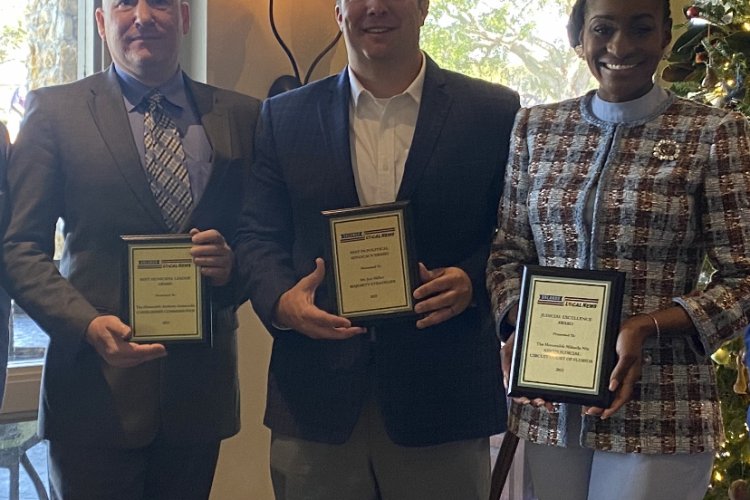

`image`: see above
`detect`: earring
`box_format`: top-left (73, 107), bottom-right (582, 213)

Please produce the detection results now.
top-left (574, 45), bottom-right (584, 59)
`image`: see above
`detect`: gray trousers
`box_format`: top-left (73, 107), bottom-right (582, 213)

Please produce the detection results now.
top-left (270, 399), bottom-right (490, 500)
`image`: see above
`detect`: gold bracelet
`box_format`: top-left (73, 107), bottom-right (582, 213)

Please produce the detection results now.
top-left (644, 312), bottom-right (661, 341)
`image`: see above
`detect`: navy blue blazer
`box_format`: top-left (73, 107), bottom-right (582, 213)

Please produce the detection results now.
top-left (236, 56), bottom-right (520, 446)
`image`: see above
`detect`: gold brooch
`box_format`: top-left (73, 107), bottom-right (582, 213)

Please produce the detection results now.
top-left (653, 139), bottom-right (681, 161)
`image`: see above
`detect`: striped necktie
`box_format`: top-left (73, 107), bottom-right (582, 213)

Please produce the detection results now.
top-left (143, 92), bottom-right (193, 232)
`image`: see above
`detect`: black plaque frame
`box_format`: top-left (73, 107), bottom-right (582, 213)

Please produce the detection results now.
top-left (322, 201), bottom-right (419, 324)
top-left (508, 265), bottom-right (624, 407)
top-left (121, 234), bottom-right (212, 345)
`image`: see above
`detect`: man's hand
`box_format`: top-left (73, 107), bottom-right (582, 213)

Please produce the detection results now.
top-left (274, 258), bottom-right (366, 340)
top-left (413, 263), bottom-right (472, 329)
top-left (190, 228), bottom-right (233, 286)
top-left (85, 315), bottom-right (166, 368)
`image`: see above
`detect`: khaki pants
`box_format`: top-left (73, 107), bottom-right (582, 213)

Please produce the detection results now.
top-left (270, 399), bottom-right (490, 500)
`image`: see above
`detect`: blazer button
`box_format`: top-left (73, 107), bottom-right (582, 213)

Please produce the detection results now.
top-left (642, 350), bottom-right (653, 365)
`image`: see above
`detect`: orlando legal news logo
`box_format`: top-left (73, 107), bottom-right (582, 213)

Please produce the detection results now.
top-left (339, 227), bottom-right (395, 243)
top-left (137, 258), bottom-right (192, 269)
top-left (537, 294), bottom-right (599, 309)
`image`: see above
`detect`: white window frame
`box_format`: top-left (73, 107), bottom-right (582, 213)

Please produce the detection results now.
top-left (0, 0), bottom-right (205, 419)
top-left (1, 0), bottom-right (100, 419)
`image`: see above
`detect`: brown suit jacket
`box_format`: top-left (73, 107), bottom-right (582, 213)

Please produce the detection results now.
top-left (3, 67), bottom-right (259, 447)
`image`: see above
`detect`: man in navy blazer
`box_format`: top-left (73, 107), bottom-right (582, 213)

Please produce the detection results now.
top-left (235, 0), bottom-right (519, 497)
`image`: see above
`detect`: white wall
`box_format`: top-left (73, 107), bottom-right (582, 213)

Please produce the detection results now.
top-left (202, 2), bottom-right (346, 498)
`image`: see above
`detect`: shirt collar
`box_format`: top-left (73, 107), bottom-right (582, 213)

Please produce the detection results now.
top-left (591, 84), bottom-right (669, 124)
top-left (114, 64), bottom-right (189, 113)
top-left (348, 51), bottom-right (426, 110)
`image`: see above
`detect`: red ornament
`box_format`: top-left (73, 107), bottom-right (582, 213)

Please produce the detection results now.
top-left (686, 6), bottom-right (701, 19)
top-left (695, 51), bottom-right (708, 64)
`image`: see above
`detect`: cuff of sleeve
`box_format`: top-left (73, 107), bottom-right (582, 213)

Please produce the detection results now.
top-left (271, 321), bottom-right (292, 331)
top-left (672, 298), bottom-right (712, 361)
top-left (497, 314), bottom-right (516, 342)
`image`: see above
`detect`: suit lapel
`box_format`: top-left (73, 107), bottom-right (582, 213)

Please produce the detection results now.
top-left (88, 68), bottom-right (167, 229)
top-left (397, 58), bottom-right (452, 201)
top-left (183, 78), bottom-right (231, 228)
top-left (318, 70), bottom-right (360, 207)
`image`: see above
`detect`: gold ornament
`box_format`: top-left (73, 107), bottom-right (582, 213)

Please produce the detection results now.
top-left (652, 139), bottom-right (681, 161)
top-left (733, 348), bottom-right (748, 395)
top-left (712, 346), bottom-right (730, 365)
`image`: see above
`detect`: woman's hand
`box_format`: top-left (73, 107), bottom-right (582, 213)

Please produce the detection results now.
top-left (499, 305), bottom-right (519, 392)
top-left (501, 330), bottom-right (555, 411)
top-left (585, 314), bottom-right (654, 419)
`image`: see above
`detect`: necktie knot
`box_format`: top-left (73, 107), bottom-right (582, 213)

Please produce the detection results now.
top-left (145, 92), bottom-right (169, 124)
top-left (146, 91), bottom-right (165, 109)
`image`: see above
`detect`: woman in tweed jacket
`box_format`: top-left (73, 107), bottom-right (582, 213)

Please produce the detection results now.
top-left (487, 0), bottom-right (750, 498)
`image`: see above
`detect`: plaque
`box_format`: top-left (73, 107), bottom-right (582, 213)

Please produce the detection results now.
top-left (322, 201), bottom-right (418, 323)
top-left (121, 234), bottom-right (212, 344)
top-left (508, 265), bottom-right (625, 407)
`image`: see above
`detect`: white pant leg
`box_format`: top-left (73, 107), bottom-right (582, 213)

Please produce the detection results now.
top-left (588, 450), bottom-right (713, 500)
top-left (524, 405), bottom-right (593, 500)
top-left (524, 402), bottom-right (714, 500)
top-left (525, 439), bottom-right (594, 500)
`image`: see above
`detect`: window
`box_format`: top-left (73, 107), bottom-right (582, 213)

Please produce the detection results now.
top-left (1, 0), bottom-right (80, 381)
top-left (421, 0), bottom-right (596, 106)
top-left (0, 2), bottom-right (29, 143)
top-left (0, 1), bottom-right (102, 494)
top-left (1, 0), bottom-right (102, 417)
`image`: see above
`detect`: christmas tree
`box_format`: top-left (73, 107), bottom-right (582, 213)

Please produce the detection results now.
top-left (662, 3), bottom-right (750, 498)
top-left (707, 338), bottom-right (750, 499)
top-left (663, 0), bottom-right (750, 115)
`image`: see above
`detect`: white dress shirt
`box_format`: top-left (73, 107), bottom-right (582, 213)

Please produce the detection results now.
top-left (347, 53), bottom-right (426, 206)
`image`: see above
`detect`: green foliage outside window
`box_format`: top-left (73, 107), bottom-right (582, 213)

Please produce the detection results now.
top-left (421, 0), bottom-right (595, 106)
top-left (0, 21), bottom-right (25, 65)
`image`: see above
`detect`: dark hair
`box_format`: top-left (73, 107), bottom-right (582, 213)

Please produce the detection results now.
top-left (566, 0), bottom-right (672, 47)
